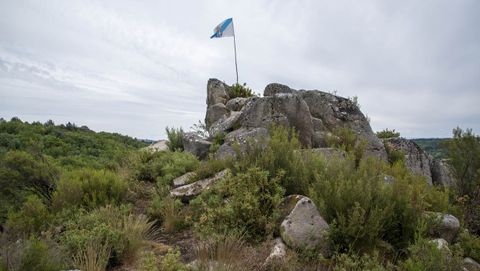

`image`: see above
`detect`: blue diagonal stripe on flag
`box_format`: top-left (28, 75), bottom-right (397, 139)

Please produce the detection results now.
top-left (210, 18), bottom-right (234, 38)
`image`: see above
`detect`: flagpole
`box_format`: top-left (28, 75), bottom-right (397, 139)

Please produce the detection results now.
top-left (233, 26), bottom-right (239, 85)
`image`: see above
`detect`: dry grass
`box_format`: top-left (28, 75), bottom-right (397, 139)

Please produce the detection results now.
top-left (193, 234), bottom-right (271, 271)
top-left (73, 241), bottom-right (111, 271)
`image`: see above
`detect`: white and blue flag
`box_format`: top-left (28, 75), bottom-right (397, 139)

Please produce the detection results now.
top-left (210, 18), bottom-right (234, 38)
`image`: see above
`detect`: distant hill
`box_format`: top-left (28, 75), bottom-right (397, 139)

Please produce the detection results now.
top-left (411, 138), bottom-right (449, 160)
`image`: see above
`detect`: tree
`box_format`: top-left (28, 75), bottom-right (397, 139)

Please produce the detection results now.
top-left (444, 127), bottom-right (480, 234)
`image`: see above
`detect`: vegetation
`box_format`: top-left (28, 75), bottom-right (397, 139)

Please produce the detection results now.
top-left (412, 138), bottom-right (449, 159)
top-left (228, 83), bottom-right (255, 98)
top-left (165, 127), bottom-right (184, 152)
top-left (1, 117), bottom-right (479, 270)
top-left (376, 128), bottom-right (400, 139)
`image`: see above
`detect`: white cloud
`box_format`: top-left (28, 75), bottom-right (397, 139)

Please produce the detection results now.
top-left (0, 0), bottom-right (479, 139)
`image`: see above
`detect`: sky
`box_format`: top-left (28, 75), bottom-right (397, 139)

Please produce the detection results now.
top-left (1, 0), bottom-right (479, 139)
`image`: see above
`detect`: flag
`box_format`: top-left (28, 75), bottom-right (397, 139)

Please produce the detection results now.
top-left (210, 18), bottom-right (234, 39)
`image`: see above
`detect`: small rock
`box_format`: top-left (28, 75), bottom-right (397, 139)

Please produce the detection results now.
top-left (170, 169), bottom-right (228, 202)
top-left (430, 238), bottom-right (450, 251)
top-left (464, 257), bottom-right (480, 271)
top-left (279, 195), bottom-right (330, 257)
top-left (264, 238), bottom-right (287, 266)
top-left (173, 172), bottom-right (196, 188)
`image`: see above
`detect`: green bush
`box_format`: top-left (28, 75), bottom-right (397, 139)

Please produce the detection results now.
top-left (325, 127), bottom-right (367, 166)
top-left (19, 239), bottom-right (65, 271)
top-left (165, 127), bottom-right (184, 152)
top-left (191, 167), bottom-right (284, 241)
top-left (6, 195), bottom-right (51, 237)
top-left (308, 155), bottom-right (450, 254)
top-left (228, 83), bottom-right (255, 98)
top-left (61, 205), bottom-right (155, 267)
top-left (384, 143), bottom-right (405, 165)
top-left (0, 238), bottom-right (65, 271)
top-left (443, 127), bottom-right (480, 234)
top-left (376, 129), bottom-right (400, 139)
top-left (333, 252), bottom-right (394, 271)
top-left (190, 158), bottom-right (229, 183)
top-left (52, 168), bottom-right (128, 210)
top-left (401, 237), bottom-right (463, 271)
top-left (0, 150), bottom-right (58, 224)
top-left (458, 231), bottom-right (480, 262)
top-left (159, 248), bottom-right (188, 271)
top-left (235, 125), bottom-right (314, 195)
top-left (133, 150), bottom-right (198, 184)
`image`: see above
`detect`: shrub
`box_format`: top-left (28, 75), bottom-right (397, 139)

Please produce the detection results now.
top-left (190, 158), bottom-right (229, 183)
top-left (133, 150), bottom-right (198, 184)
top-left (72, 241), bottom-right (110, 271)
top-left (443, 127), bottom-right (480, 234)
top-left (191, 167), bottom-right (284, 241)
top-left (308, 155), bottom-right (450, 254)
top-left (228, 83), bottom-right (255, 98)
top-left (333, 252), bottom-right (394, 271)
top-left (376, 129), bottom-right (400, 139)
top-left (61, 205), bottom-right (156, 267)
top-left (52, 168), bottom-right (128, 210)
top-left (159, 248), bottom-right (188, 271)
top-left (235, 125), bottom-right (314, 195)
top-left (384, 143), bottom-right (405, 165)
top-left (0, 238), bottom-right (65, 271)
top-left (165, 127), bottom-right (184, 152)
top-left (5, 195), bottom-right (51, 238)
top-left (401, 237), bottom-right (463, 271)
top-left (458, 231), bottom-right (480, 262)
top-left (325, 127), bottom-right (367, 166)
top-left (0, 150), bottom-right (58, 224)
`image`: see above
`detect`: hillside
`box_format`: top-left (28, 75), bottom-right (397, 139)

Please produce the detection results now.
top-left (0, 81), bottom-right (479, 271)
top-left (412, 138), bottom-right (449, 160)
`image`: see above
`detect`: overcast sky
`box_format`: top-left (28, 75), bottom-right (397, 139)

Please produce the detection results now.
top-left (1, 0), bottom-right (479, 139)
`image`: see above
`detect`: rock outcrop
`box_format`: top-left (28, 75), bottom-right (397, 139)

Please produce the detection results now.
top-left (385, 138), bottom-right (434, 185)
top-left (278, 195), bottom-right (330, 256)
top-left (170, 169), bottom-right (228, 202)
top-left (385, 138), bottom-right (456, 186)
top-left (464, 257), bottom-right (480, 271)
top-left (204, 78), bottom-right (388, 161)
top-left (146, 140), bottom-right (169, 152)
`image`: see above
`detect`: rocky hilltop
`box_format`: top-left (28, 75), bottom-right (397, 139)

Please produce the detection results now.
top-left (183, 78), bottom-right (455, 187)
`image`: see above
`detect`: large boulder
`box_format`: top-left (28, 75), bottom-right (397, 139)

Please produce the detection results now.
top-left (182, 132), bottom-right (212, 160)
top-left (208, 111), bottom-right (242, 137)
top-left (170, 169), bottom-right (228, 202)
top-left (146, 140), bottom-right (168, 152)
top-left (385, 138), bottom-right (433, 185)
top-left (464, 257), bottom-right (480, 271)
top-left (264, 83), bottom-right (296, 97)
top-left (428, 212), bottom-right (460, 243)
top-left (225, 97), bottom-right (249, 111)
top-left (279, 195), bottom-right (330, 256)
top-left (205, 103), bottom-right (229, 129)
top-left (215, 127), bottom-right (269, 160)
top-left (238, 94), bottom-right (314, 147)
top-left (207, 78), bottom-right (228, 106)
top-left (430, 159), bottom-right (456, 187)
top-left (299, 90), bottom-right (387, 159)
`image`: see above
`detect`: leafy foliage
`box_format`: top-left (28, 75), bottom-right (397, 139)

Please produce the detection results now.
top-left (191, 167), bottom-right (284, 241)
top-left (228, 83), bottom-right (255, 98)
top-left (412, 138), bottom-right (448, 159)
top-left (443, 127), bottom-right (480, 234)
top-left (52, 168), bottom-right (128, 210)
top-left (165, 127), bottom-right (184, 152)
top-left (376, 129), bottom-right (400, 139)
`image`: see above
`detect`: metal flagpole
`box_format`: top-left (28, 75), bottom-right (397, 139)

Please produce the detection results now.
top-left (233, 25), bottom-right (239, 85)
